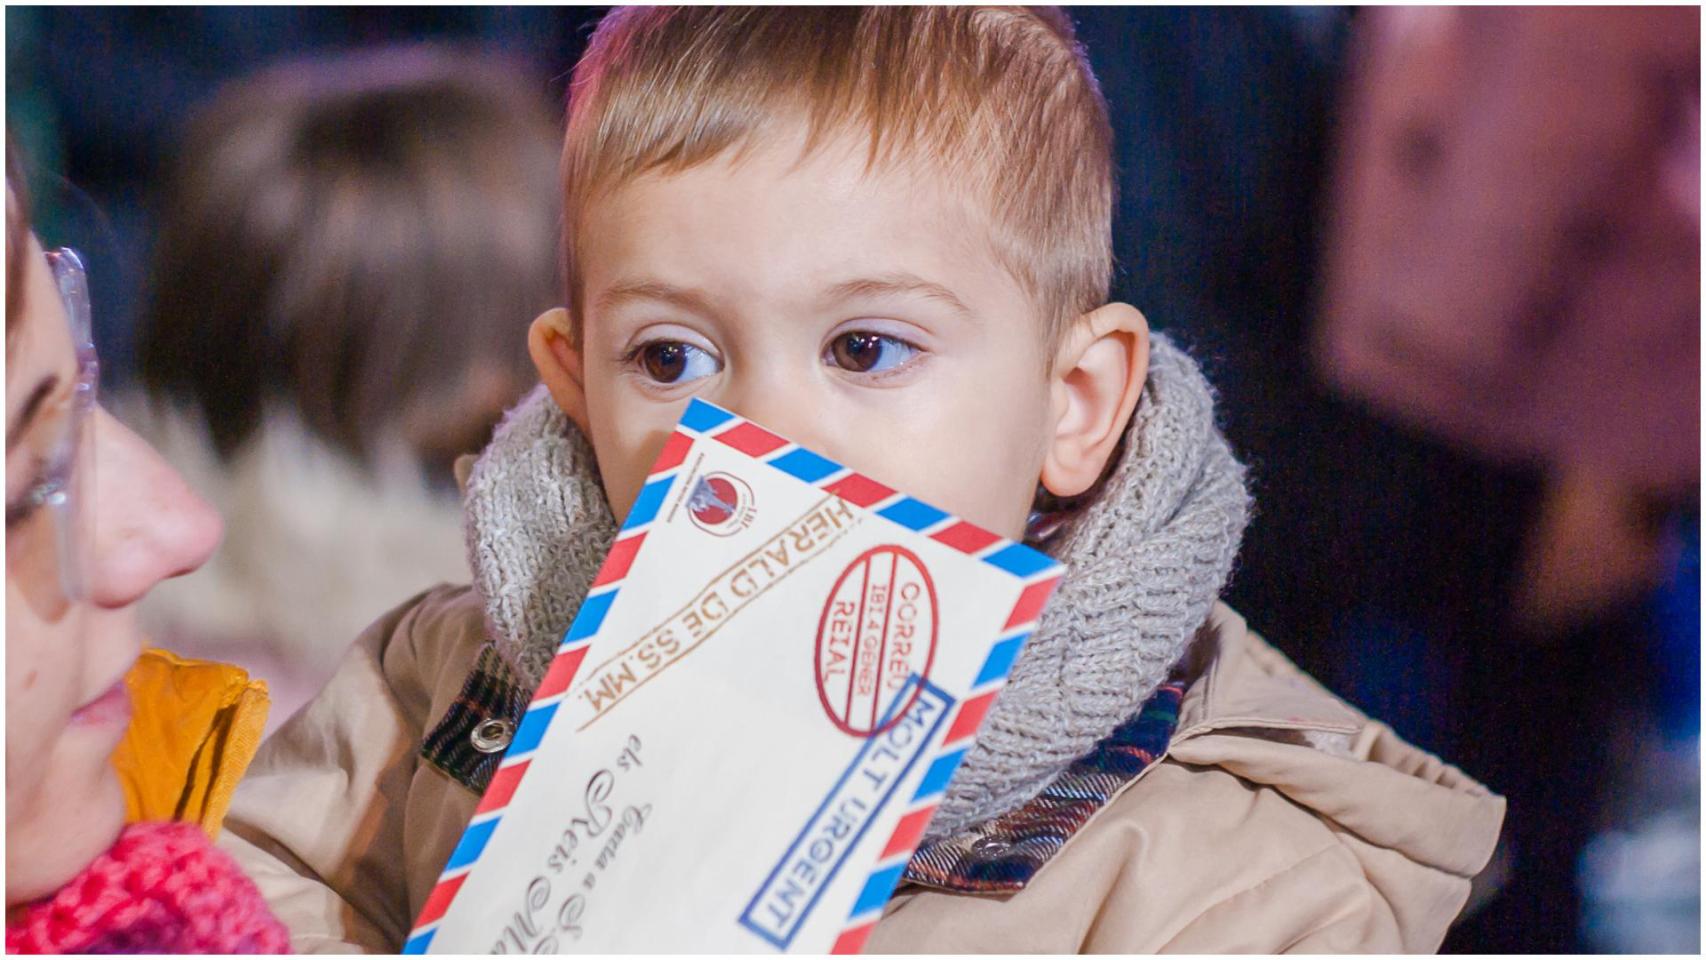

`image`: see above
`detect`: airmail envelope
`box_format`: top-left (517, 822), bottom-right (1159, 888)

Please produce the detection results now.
top-left (407, 399), bottom-right (1064, 954)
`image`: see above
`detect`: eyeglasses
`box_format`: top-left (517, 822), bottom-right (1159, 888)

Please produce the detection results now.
top-left (7, 248), bottom-right (98, 604)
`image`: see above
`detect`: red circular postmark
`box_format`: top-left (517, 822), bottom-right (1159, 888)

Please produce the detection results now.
top-left (814, 545), bottom-right (939, 737)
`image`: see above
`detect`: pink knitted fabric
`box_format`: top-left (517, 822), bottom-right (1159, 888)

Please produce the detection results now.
top-left (5, 821), bottom-right (289, 954)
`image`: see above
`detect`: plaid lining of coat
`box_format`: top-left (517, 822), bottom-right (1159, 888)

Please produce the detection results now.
top-left (902, 682), bottom-right (1185, 893)
top-left (423, 647), bottom-right (1184, 894)
top-left (420, 644), bottom-right (531, 793)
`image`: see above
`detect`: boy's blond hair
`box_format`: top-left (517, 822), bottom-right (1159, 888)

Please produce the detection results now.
top-left (561, 6), bottom-right (1113, 346)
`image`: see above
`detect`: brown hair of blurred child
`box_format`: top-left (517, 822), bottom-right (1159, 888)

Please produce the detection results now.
top-left (138, 44), bottom-right (560, 482)
top-left (126, 45), bottom-right (563, 716)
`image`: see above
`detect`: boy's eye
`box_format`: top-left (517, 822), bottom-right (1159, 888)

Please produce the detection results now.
top-left (827, 332), bottom-right (918, 374)
top-left (635, 341), bottom-right (719, 384)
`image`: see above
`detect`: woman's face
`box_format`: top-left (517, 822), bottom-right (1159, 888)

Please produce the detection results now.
top-left (5, 228), bottom-right (222, 906)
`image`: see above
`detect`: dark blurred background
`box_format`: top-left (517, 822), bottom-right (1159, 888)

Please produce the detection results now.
top-left (8, 7), bottom-right (1699, 953)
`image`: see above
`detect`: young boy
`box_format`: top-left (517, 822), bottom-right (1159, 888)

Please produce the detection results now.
top-left (221, 8), bottom-right (1504, 952)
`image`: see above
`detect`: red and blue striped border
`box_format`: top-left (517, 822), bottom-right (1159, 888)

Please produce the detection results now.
top-left (405, 398), bottom-right (1063, 954)
top-left (824, 587), bottom-right (1056, 953)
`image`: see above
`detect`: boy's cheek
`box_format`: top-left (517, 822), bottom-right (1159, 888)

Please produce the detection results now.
top-left (587, 379), bottom-right (1044, 536)
top-left (873, 437), bottom-right (1039, 540)
top-left (588, 413), bottom-right (678, 522)
top-left (599, 457), bottom-right (646, 524)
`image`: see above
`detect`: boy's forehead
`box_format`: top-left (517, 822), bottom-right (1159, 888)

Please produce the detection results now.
top-left (570, 117), bottom-right (1059, 336)
top-left (585, 128), bottom-right (1001, 276)
top-left (591, 115), bottom-right (990, 223)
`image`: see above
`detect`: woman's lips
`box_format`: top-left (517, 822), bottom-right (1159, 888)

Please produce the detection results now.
top-left (70, 679), bottom-right (131, 727)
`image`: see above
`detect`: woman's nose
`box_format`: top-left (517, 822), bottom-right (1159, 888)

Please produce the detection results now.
top-left (86, 408), bottom-right (223, 609)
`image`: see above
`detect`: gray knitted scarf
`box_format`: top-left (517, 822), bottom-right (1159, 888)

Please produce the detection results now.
top-left (463, 334), bottom-right (1250, 840)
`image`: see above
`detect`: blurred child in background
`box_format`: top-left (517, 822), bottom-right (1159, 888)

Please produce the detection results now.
top-left (123, 46), bottom-right (563, 726)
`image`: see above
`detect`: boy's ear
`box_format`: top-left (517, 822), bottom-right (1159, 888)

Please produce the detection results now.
top-left (527, 308), bottom-right (592, 435)
top-left (1041, 303), bottom-right (1150, 499)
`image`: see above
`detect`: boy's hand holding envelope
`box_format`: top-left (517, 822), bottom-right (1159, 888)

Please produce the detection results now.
top-left (408, 399), bottom-right (1062, 954)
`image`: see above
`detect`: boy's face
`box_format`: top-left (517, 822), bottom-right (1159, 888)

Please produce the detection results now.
top-left (566, 132), bottom-right (1058, 540)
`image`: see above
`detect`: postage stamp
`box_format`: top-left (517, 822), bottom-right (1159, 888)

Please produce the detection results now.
top-left (687, 471), bottom-right (756, 537)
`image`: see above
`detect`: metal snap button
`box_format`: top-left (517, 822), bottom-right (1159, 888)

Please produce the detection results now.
top-left (470, 718), bottom-right (514, 753)
top-left (971, 836), bottom-right (1010, 856)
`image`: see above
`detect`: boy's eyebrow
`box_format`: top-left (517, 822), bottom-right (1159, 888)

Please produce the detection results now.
top-left (5, 375), bottom-right (59, 453)
top-left (823, 273), bottom-right (975, 322)
top-left (597, 280), bottom-right (720, 318)
top-left (597, 273), bottom-right (977, 322)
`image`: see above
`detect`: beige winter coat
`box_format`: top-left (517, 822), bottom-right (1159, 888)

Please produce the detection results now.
top-left (220, 592), bottom-right (1504, 953)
